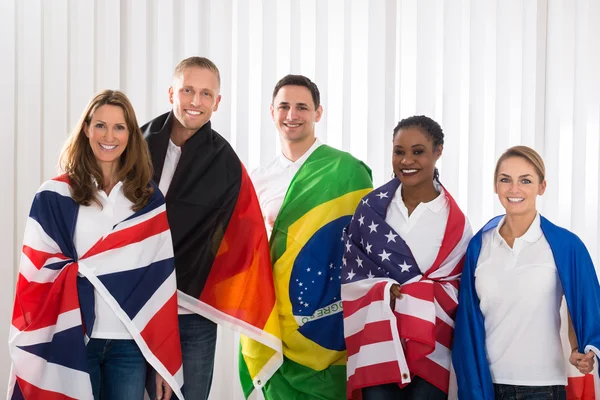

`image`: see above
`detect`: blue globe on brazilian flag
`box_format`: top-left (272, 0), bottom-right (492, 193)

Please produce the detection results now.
top-left (240, 145), bottom-right (373, 399)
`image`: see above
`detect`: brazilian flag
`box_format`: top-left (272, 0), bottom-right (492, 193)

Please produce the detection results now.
top-left (240, 145), bottom-right (373, 399)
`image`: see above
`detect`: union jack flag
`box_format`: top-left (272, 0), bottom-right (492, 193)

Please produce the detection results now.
top-left (8, 175), bottom-right (183, 399)
top-left (341, 178), bottom-right (471, 398)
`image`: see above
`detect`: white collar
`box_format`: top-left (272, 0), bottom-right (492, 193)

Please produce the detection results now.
top-left (493, 212), bottom-right (543, 246)
top-left (277, 138), bottom-right (322, 168)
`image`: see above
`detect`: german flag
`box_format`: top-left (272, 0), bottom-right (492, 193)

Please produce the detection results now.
top-left (240, 145), bottom-right (372, 399)
top-left (144, 113), bottom-right (283, 389)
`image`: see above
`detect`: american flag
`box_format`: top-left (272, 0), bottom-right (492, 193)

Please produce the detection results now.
top-left (8, 175), bottom-right (184, 399)
top-left (341, 178), bottom-right (471, 397)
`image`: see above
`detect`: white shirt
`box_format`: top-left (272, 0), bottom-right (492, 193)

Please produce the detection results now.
top-left (385, 181), bottom-right (449, 274)
top-left (158, 139), bottom-right (182, 196)
top-left (475, 213), bottom-right (565, 386)
top-left (251, 138), bottom-right (322, 237)
top-left (158, 139), bottom-right (191, 314)
top-left (74, 182), bottom-right (134, 339)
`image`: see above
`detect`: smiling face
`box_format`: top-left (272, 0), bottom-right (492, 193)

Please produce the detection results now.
top-left (84, 104), bottom-right (129, 171)
top-left (392, 126), bottom-right (442, 188)
top-left (495, 156), bottom-right (546, 217)
top-left (169, 66), bottom-right (221, 133)
top-left (271, 85), bottom-right (323, 144)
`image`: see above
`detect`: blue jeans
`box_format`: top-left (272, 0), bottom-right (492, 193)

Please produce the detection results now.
top-left (147, 314), bottom-right (217, 400)
top-left (87, 338), bottom-right (147, 400)
top-left (494, 384), bottom-right (566, 400)
top-left (362, 376), bottom-right (447, 400)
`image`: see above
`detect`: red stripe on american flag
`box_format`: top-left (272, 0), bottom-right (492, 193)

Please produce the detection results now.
top-left (434, 318), bottom-right (453, 349)
top-left (427, 189), bottom-right (465, 276)
top-left (82, 211), bottom-right (169, 259)
top-left (12, 266), bottom-right (80, 331)
top-left (15, 377), bottom-right (77, 400)
top-left (409, 356), bottom-right (450, 394)
top-left (343, 281), bottom-right (388, 318)
top-left (400, 282), bottom-right (434, 302)
top-left (433, 284), bottom-right (458, 316)
top-left (22, 246), bottom-right (69, 270)
top-left (140, 293), bottom-right (182, 375)
top-left (345, 320), bottom-right (394, 358)
top-left (348, 361), bottom-right (403, 398)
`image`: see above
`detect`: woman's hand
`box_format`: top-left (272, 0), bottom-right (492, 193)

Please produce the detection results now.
top-left (155, 373), bottom-right (174, 400)
top-left (390, 284), bottom-right (402, 309)
top-left (569, 349), bottom-right (595, 375)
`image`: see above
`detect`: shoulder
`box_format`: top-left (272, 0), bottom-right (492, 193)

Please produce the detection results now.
top-left (540, 216), bottom-right (587, 250)
top-left (37, 175), bottom-right (73, 196)
top-left (141, 111), bottom-right (170, 139)
top-left (251, 157), bottom-right (280, 181)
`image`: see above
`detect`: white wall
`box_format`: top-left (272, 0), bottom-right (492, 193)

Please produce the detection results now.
top-left (2, 0), bottom-right (600, 398)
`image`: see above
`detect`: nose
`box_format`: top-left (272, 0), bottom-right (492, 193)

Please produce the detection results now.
top-left (400, 155), bottom-right (412, 165)
top-left (191, 91), bottom-right (202, 106)
top-left (286, 107), bottom-right (297, 120)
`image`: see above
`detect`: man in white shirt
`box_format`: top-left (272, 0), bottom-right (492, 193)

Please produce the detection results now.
top-left (250, 75), bottom-right (372, 399)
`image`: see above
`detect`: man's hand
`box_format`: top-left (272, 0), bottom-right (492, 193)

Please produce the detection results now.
top-left (155, 373), bottom-right (174, 400)
top-left (569, 349), bottom-right (595, 375)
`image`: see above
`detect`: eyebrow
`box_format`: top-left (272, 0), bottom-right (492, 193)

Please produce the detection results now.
top-left (95, 119), bottom-right (126, 125)
top-left (393, 144), bottom-right (426, 148)
top-left (277, 101), bottom-right (310, 107)
top-left (499, 173), bottom-right (533, 178)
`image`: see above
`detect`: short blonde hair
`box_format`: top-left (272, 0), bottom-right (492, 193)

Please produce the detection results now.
top-left (173, 56), bottom-right (221, 88)
top-left (494, 145), bottom-right (546, 184)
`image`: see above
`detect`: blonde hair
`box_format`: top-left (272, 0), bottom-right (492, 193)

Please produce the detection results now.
top-left (494, 145), bottom-right (546, 184)
top-left (59, 89), bottom-right (154, 211)
top-left (173, 56), bottom-right (221, 88)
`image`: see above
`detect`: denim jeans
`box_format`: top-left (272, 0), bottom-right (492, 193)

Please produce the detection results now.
top-left (494, 384), bottom-right (566, 400)
top-left (362, 376), bottom-right (447, 400)
top-left (147, 314), bottom-right (217, 400)
top-left (87, 338), bottom-right (147, 400)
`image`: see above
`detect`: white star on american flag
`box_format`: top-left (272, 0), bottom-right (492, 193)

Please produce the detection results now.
top-left (361, 198), bottom-right (370, 206)
top-left (345, 241), bottom-right (352, 252)
top-left (347, 269), bottom-right (356, 280)
top-left (365, 242), bottom-right (373, 254)
top-left (378, 249), bottom-right (391, 262)
top-left (376, 191), bottom-right (389, 199)
top-left (355, 256), bottom-right (363, 268)
top-left (358, 215), bottom-right (365, 226)
top-left (342, 256), bottom-right (347, 266)
top-left (399, 261), bottom-right (412, 272)
top-left (385, 230), bottom-right (398, 243)
top-left (368, 221), bottom-right (379, 233)
top-left (367, 270), bottom-right (375, 279)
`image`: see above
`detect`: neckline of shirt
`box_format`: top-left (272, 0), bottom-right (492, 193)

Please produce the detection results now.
top-left (277, 138), bottom-right (322, 168)
top-left (394, 180), bottom-right (447, 214)
top-left (493, 212), bottom-right (543, 247)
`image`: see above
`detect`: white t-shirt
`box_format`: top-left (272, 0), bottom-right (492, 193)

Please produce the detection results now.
top-left (251, 138), bottom-right (322, 237)
top-left (475, 213), bottom-right (566, 386)
top-left (157, 139), bottom-right (192, 314)
top-left (384, 181), bottom-right (449, 274)
top-left (74, 182), bottom-right (134, 339)
top-left (158, 139), bottom-right (182, 196)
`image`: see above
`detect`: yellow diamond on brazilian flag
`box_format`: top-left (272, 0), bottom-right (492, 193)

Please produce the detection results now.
top-left (240, 145), bottom-right (373, 399)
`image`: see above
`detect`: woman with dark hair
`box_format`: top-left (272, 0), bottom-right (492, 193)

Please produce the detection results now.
top-left (341, 115), bottom-right (472, 399)
top-left (9, 90), bottom-right (183, 400)
top-left (453, 146), bottom-right (600, 400)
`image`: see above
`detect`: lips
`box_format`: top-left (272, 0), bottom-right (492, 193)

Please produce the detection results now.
top-left (283, 121), bottom-right (303, 128)
top-left (507, 197), bottom-right (524, 203)
top-left (185, 109), bottom-right (202, 116)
